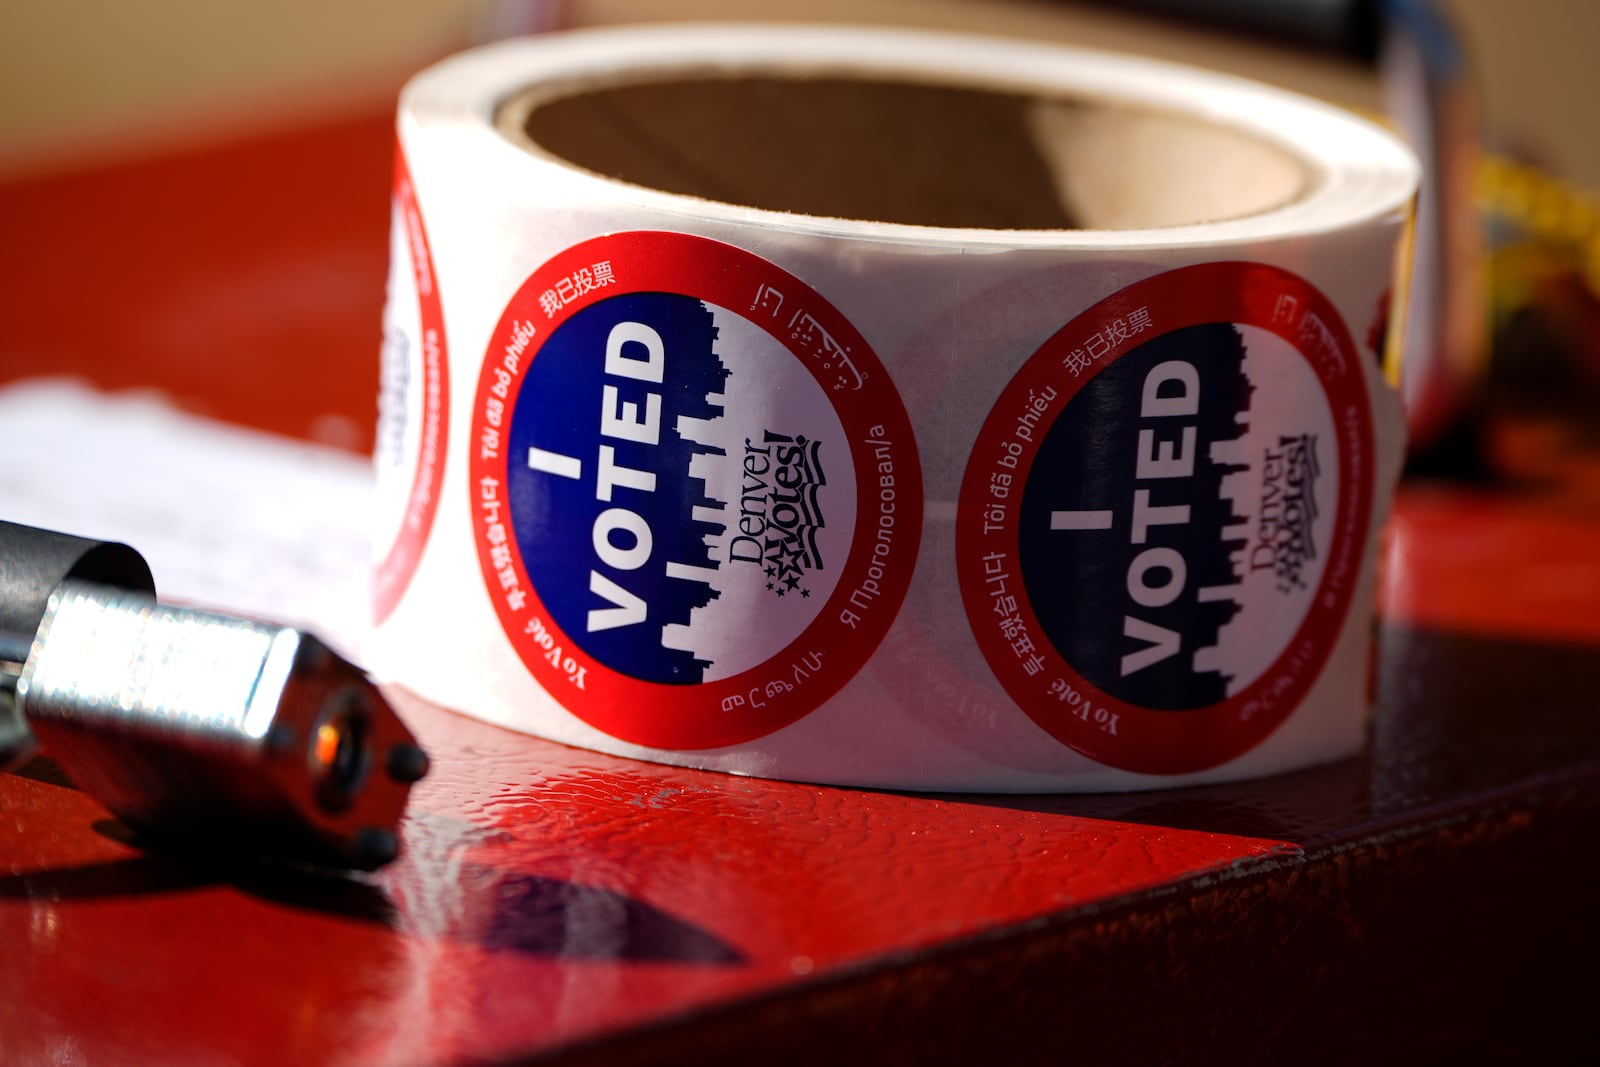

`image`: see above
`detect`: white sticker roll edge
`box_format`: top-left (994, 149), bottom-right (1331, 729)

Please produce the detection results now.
top-left (368, 24), bottom-right (1418, 792)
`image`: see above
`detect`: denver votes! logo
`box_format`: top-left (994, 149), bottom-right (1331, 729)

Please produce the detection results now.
top-left (470, 232), bottom-right (920, 750)
top-left (957, 262), bottom-right (1374, 775)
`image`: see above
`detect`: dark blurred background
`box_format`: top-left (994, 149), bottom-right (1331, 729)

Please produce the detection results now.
top-left (1, 1), bottom-right (1592, 185)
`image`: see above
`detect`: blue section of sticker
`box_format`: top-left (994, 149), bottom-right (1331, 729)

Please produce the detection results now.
top-left (506, 292), bottom-right (730, 684)
top-left (1016, 323), bottom-right (1253, 710)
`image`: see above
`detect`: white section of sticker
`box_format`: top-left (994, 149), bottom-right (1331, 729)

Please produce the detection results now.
top-left (661, 305), bottom-right (856, 681)
top-left (1199, 325), bottom-right (1339, 692)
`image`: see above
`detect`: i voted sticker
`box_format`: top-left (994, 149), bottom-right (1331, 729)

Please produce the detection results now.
top-left (470, 232), bottom-right (920, 750)
top-left (957, 262), bottom-right (1374, 774)
top-left (372, 147), bottom-right (449, 625)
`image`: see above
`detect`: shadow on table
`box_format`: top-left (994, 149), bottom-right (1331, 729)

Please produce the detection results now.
top-left (0, 820), bottom-right (744, 966)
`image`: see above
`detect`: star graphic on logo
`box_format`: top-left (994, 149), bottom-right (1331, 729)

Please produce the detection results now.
top-left (764, 565), bottom-right (776, 578)
top-left (776, 587), bottom-right (786, 597)
top-left (784, 575), bottom-right (800, 590)
top-left (800, 588), bottom-right (810, 598)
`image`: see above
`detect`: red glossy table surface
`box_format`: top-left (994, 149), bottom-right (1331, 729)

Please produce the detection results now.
top-left (3, 112), bottom-right (1598, 1066)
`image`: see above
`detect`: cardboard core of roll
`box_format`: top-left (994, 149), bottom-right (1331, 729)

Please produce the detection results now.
top-left (504, 74), bottom-right (1311, 230)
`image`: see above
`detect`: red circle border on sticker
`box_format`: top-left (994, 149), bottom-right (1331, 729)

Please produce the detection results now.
top-left (372, 147), bottom-right (449, 626)
top-left (469, 231), bottom-right (922, 751)
top-left (956, 261), bottom-right (1374, 775)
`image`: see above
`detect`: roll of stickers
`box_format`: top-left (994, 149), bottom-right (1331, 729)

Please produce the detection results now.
top-left (370, 24), bottom-right (1418, 791)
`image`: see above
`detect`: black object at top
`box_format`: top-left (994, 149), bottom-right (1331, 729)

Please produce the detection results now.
top-left (1079, 0), bottom-right (1382, 63)
top-left (0, 520), bottom-right (155, 640)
